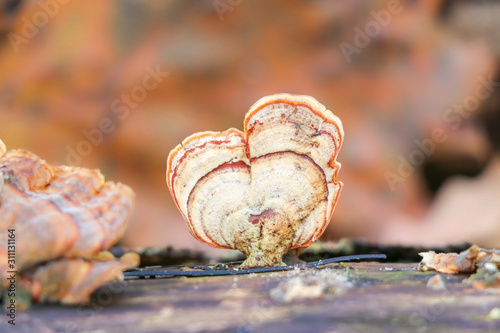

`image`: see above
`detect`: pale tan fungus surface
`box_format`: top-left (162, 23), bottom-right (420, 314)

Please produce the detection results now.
top-left (167, 94), bottom-right (344, 267)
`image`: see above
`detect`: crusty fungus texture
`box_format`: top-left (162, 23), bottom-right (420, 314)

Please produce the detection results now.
top-left (0, 138), bottom-right (137, 304)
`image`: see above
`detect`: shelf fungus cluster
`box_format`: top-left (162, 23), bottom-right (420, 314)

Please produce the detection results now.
top-left (0, 139), bottom-right (138, 304)
top-left (167, 94), bottom-right (344, 267)
top-left (419, 245), bottom-right (500, 290)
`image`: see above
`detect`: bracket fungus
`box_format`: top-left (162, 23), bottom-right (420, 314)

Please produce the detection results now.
top-left (167, 94), bottom-right (344, 267)
top-left (0, 139), bottom-right (137, 304)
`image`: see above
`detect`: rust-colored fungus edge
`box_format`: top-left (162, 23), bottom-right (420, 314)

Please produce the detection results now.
top-left (244, 93), bottom-right (344, 246)
top-left (166, 129), bottom-right (245, 248)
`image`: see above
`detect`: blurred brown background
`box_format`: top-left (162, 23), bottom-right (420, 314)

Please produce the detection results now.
top-left (1, 0), bottom-right (499, 253)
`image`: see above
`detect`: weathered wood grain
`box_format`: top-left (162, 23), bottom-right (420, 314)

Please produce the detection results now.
top-left (4, 263), bottom-right (500, 333)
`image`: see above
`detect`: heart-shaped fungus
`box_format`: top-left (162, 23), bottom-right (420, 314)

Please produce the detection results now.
top-left (167, 94), bottom-right (344, 267)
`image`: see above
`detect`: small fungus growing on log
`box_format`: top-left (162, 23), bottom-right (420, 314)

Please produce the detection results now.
top-left (167, 94), bottom-right (344, 267)
top-left (419, 245), bottom-right (500, 290)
